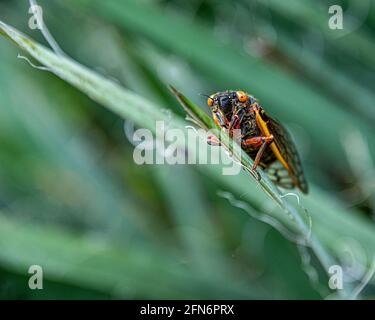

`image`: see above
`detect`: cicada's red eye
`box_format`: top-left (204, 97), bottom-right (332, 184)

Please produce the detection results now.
top-left (236, 90), bottom-right (248, 102)
top-left (207, 96), bottom-right (214, 107)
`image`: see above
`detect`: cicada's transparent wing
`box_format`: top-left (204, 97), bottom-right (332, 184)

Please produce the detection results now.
top-left (265, 161), bottom-right (294, 190)
top-left (260, 109), bottom-right (308, 193)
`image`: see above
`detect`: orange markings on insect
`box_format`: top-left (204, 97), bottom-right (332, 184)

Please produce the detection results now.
top-left (207, 95), bottom-right (214, 107)
top-left (255, 109), bottom-right (290, 171)
top-left (205, 90), bottom-right (308, 193)
top-left (236, 90), bottom-right (248, 102)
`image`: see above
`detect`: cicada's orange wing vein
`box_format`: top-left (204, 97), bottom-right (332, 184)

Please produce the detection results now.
top-left (258, 109), bottom-right (308, 193)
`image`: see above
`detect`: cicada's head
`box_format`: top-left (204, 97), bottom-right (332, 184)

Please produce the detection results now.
top-left (203, 90), bottom-right (257, 128)
top-left (206, 90), bottom-right (255, 113)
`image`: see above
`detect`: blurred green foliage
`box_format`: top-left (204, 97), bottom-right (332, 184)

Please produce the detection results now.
top-left (0, 0), bottom-right (374, 299)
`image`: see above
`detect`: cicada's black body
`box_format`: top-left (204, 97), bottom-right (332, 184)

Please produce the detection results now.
top-left (236, 109), bottom-right (277, 168)
top-left (206, 90), bottom-right (308, 193)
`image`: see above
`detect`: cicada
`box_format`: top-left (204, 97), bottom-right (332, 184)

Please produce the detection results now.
top-left (206, 90), bottom-right (308, 193)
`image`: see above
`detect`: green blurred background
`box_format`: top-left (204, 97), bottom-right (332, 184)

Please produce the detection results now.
top-left (0, 0), bottom-right (375, 299)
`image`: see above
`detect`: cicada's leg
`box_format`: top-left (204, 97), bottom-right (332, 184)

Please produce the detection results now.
top-left (213, 110), bottom-right (229, 129)
top-left (207, 111), bottom-right (228, 146)
top-left (229, 108), bottom-right (245, 132)
top-left (242, 135), bottom-right (274, 170)
top-left (207, 134), bottom-right (221, 146)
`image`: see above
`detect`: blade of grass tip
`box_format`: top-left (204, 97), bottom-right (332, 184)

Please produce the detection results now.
top-left (169, 87), bottom-right (345, 296)
top-left (169, 85), bottom-right (215, 131)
